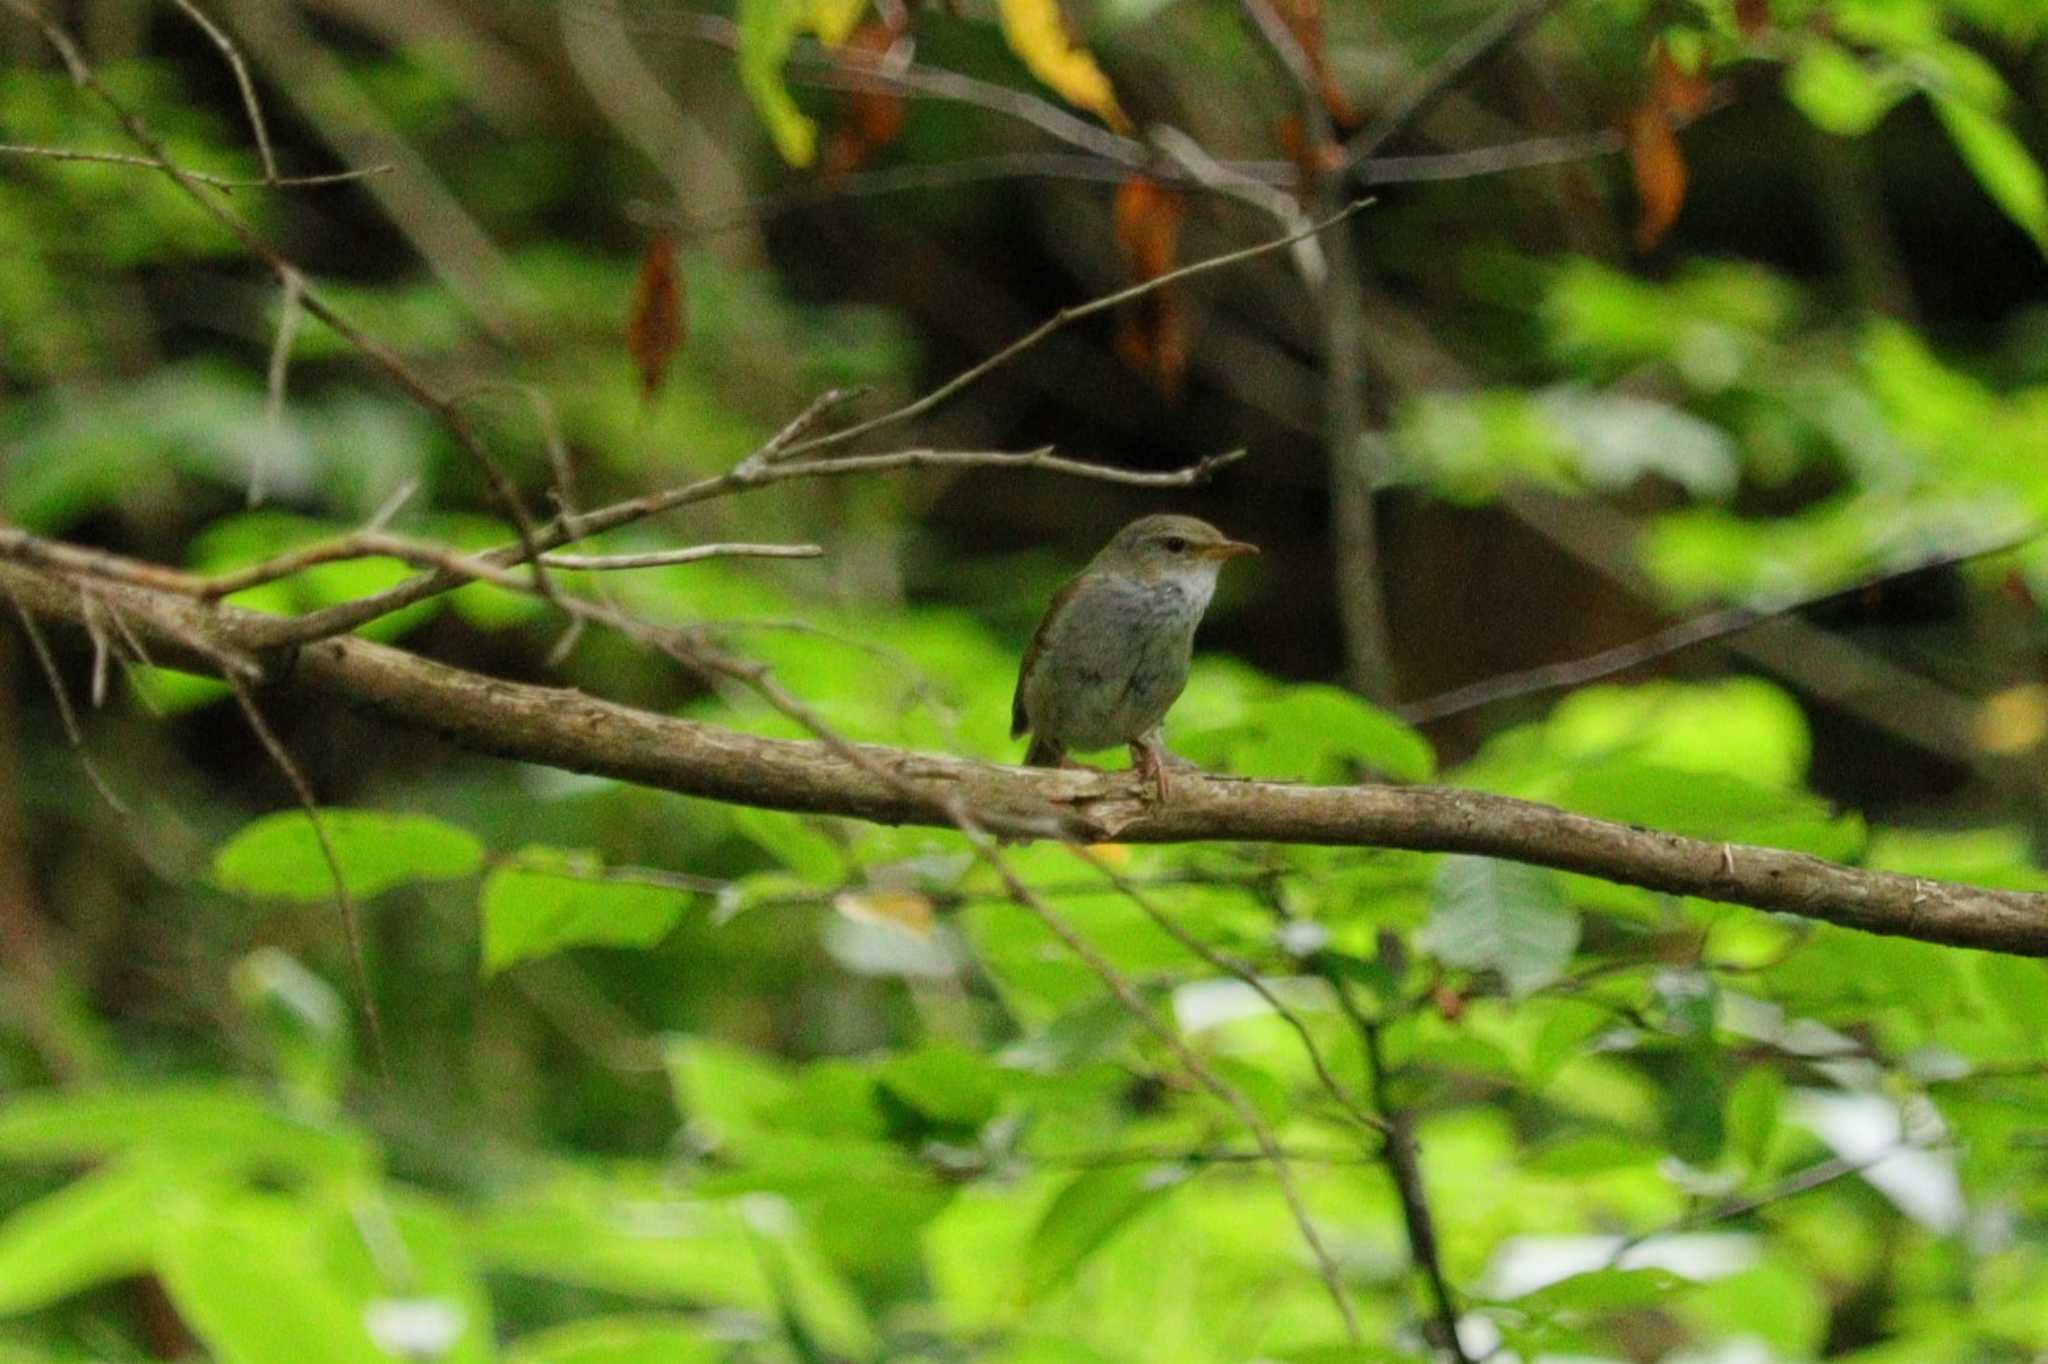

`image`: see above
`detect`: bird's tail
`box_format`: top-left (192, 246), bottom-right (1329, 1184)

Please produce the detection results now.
top-left (1023, 735), bottom-right (1064, 768)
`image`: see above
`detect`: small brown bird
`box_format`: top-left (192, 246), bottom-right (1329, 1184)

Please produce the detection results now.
top-left (1011, 514), bottom-right (1258, 799)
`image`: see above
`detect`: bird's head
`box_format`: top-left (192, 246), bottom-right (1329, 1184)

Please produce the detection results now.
top-left (1090, 514), bottom-right (1259, 585)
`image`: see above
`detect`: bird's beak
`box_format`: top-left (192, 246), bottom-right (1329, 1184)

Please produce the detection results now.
top-left (1199, 539), bottom-right (1260, 560)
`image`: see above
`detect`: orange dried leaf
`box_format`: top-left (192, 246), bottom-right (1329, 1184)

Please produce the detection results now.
top-left (1112, 176), bottom-right (1189, 395)
top-left (1114, 175), bottom-right (1184, 282)
top-left (824, 21), bottom-right (909, 175)
top-left (1274, 0), bottom-right (1357, 127)
top-left (626, 229), bottom-right (685, 403)
top-left (1650, 40), bottom-right (1715, 122)
top-left (1624, 103), bottom-right (1687, 251)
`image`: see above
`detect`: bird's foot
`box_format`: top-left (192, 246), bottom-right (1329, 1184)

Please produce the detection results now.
top-left (1130, 738), bottom-right (1172, 802)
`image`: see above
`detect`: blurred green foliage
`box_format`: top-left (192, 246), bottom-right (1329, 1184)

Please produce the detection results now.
top-left (5, 0), bottom-right (2048, 1361)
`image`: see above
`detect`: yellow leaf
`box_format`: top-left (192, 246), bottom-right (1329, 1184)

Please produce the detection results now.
top-left (811, 0), bottom-right (869, 45)
top-left (996, 0), bottom-right (1132, 134)
top-left (1975, 685), bottom-right (2048, 755)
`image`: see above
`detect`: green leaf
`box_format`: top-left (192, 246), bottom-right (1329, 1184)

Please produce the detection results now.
top-left (0, 1084), bottom-right (367, 1175)
top-left (0, 1155), bottom-right (204, 1314)
top-left (1522, 1135), bottom-right (1660, 1175)
top-left (665, 1037), bottom-right (796, 1143)
top-left (464, 1179), bottom-right (875, 1355)
top-left (735, 0), bottom-right (866, 167)
top-left (1866, 826), bottom-right (2048, 891)
top-left (158, 1196), bottom-right (388, 1364)
top-left (738, 0), bottom-right (816, 165)
top-left (1023, 1165), bottom-right (1177, 1302)
top-left (1243, 684), bottom-right (1436, 783)
top-left (213, 810), bottom-right (483, 903)
top-left (1932, 95), bottom-right (2048, 252)
top-left (480, 847), bottom-right (691, 974)
top-left (877, 1043), bottom-right (1009, 1127)
top-left (506, 1317), bottom-right (719, 1364)
top-left (1420, 856), bottom-right (1577, 997)
top-left (1510, 1266), bottom-right (1690, 1313)
top-left (1558, 761), bottom-right (1863, 860)
top-left (1786, 40), bottom-right (1906, 136)
top-left (730, 807), bottom-right (844, 885)
top-left (1724, 1065), bottom-right (1784, 1171)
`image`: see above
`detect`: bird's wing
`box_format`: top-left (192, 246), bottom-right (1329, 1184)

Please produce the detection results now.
top-left (1012, 576), bottom-right (1085, 739)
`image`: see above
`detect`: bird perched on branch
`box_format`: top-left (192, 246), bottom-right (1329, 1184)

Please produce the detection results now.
top-left (1012, 514), bottom-right (1258, 799)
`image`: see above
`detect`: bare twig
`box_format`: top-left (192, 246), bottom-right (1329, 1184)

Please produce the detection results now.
top-left (1395, 527), bottom-right (2041, 724)
top-left (1322, 966), bottom-right (1470, 1363)
top-left (965, 833), bottom-right (1363, 1341)
top-left (540, 544), bottom-right (824, 570)
top-left (1234, 0), bottom-right (1393, 702)
top-left (1074, 847), bottom-right (1390, 1138)
top-left (241, 444), bottom-right (1245, 646)
top-left (226, 675), bottom-right (389, 1082)
top-left (2, 587), bottom-right (127, 813)
top-left (0, 142), bottom-right (392, 187)
top-left (1344, 0), bottom-right (1566, 166)
top-left (169, 0), bottom-right (277, 182)
top-left (1608, 1151), bottom-right (1894, 1265)
top-left (606, 2), bottom-right (1146, 170)
top-left (3, 0), bottom-right (557, 607)
top-left (781, 199), bottom-right (1372, 459)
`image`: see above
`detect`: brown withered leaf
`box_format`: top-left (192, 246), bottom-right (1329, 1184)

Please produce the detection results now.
top-left (1111, 176), bottom-right (1189, 396)
top-left (1734, 0), bottom-right (1769, 37)
top-left (1624, 103), bottom-right (1687, 251)
top-left (824, 21), bottom-right (910, 177)
top-left (626, 228), bottom-right (684, 403)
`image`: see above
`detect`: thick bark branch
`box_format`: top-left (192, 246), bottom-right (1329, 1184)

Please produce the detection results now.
top-left (9, 559), bottom-right (2047, 956)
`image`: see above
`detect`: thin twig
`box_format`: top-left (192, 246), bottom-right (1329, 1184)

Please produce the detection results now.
top-left (2, 587), bottom-right (127, 813)
top-left (1074, 846), bottom-right (1390, 1138)
top-left (606, 2), bottom-right (1146, 170)
top-left (1344, 0), bottom-right (1566, 166)
top-left (540, 544), bottom-right (824, 570)
top-left (169, 0), bottom-right (277, 182)
top-left (1395, 527), bottom-right (2047, 726)
top-left (781, 200), bottom-right (1372, 459)
top-left (1323, 962), bottom-right (1470, 1362)
top-left (3, 0), bottom-right (558, 610)
top-left (226, 675), bottom-right (389, 1083)
top-left (1608, 1151), bottom-right (1892, 1264)
top-left (0, 142), bottom-right (391, 187)
top-left (965, 834), bottom-right (1364, 1342)
top-left (242, 444), bottom-right (1245, 646)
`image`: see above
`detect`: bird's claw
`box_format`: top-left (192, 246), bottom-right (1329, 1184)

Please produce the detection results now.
top-left (1130, 740), bottom-right (1172, 803)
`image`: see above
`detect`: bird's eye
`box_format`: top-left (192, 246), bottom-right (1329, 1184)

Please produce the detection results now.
top-left (1163, 536), bottom-right (1188, 554)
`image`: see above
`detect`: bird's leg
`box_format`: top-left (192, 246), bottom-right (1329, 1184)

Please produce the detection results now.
top-left (1130, 734), bottom-right (1172, 802)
